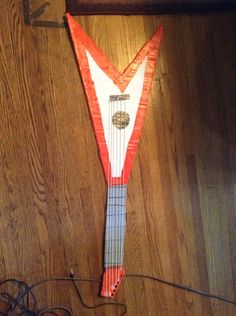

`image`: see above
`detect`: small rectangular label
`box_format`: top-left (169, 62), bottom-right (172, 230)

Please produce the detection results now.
top-left (110, 94), bottom-right (130, 102)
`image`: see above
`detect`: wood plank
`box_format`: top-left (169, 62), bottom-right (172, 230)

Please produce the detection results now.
top-left (0, 1), bottom-right (236, 315)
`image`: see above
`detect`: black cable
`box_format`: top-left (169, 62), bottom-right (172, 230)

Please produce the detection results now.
top-left (37, 306), bottom-right (72, 316)
top-left (0, 279), bottom-right (37, 315)
top-left (70, 272), bottom-right (127, 316)
top-left (126, 273), bottom-right (236, 306)
top-left (1, 272), bottom-right (236, 315)
top-left (22, 274), bottom-right (127, 316)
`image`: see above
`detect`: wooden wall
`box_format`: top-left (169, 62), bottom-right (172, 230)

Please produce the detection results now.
top-left (0, 1), bottom-right (236, 315)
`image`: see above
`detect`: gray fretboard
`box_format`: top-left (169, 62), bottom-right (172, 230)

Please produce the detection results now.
top-left (104, 185), bottom-right (127, 267)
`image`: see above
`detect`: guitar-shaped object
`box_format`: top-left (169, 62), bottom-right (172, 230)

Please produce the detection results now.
top-left (67, 14), bottom-right (163, 298)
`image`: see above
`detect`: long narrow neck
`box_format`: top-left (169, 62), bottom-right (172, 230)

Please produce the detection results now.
top-left (104, 185), bottom-right (127, 266)
top-left (101, 184), bottom-right (127, 298)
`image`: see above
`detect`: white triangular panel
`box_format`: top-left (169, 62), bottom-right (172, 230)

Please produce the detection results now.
top-left (86, 51), bottom-right (147, 177)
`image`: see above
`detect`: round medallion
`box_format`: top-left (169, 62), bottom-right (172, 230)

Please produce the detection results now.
top-left (112, 111), bottom-right (130, 129)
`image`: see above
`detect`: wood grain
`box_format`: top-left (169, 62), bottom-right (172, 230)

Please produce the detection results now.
top-left (0, 1), bottom-right (236, 315)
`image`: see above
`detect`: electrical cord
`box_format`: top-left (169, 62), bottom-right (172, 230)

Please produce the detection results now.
top-left (70, 274), bottom-right (127, 316)
top-left (0, 271), bottom-right (236, 315)
top-left (126, 273), bottom-right (236, 305)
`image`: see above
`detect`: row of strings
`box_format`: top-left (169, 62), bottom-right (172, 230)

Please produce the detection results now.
top-left (106, 97), bottom-right (127, 295)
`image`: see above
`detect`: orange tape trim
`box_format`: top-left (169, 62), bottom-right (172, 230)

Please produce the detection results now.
top-left (67, 14), bottom-right (163, 185)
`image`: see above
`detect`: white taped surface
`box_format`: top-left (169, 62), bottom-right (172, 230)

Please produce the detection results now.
top-left (86, 51), bottom-right (147, 177)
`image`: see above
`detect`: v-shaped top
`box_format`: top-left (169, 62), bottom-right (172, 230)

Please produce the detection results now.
top-left (67, 14), bottom-right (163, 93)
top-left (67, 14), bottom-right (163, 184)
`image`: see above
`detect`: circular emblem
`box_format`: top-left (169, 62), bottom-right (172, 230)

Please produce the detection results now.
top-left (112, 111), bottom-right (130, 129)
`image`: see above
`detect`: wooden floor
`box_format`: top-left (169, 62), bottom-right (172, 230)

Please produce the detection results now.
top-left (0, 1), bottom-right (236, 315)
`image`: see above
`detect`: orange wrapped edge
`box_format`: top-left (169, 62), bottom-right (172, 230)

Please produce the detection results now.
top-left (101, 266), bottom-right (125, 298)
top-left (67, 14), bottom-right (163, 185)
